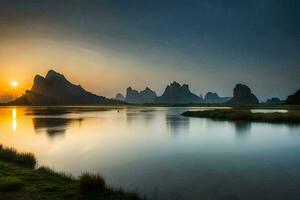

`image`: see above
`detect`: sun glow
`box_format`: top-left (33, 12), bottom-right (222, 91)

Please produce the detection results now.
top-left (11, 81), bottom-right (18, 88)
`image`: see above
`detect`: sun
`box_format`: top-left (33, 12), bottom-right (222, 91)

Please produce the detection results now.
top-left (11, 81), bottom-right (18, 88)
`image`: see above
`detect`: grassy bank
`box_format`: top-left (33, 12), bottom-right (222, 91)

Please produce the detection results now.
top-left (0, 145), bottom-right (142, 200)
top-left (182, 109), bottom-right (300, 123)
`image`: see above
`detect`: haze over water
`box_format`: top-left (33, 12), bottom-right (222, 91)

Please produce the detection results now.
top-left (1, 106), bottom-right (300, 200)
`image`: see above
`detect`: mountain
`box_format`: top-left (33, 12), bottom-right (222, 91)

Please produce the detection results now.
top-left (114, 93), bottom-right (125, 101)
top-left (265, 97), bottom-right (283, 104)
top-left (204, 92), bottom-right (231, 103)
top-left (227, 84), bottom-right (259, 105)
top-left (286, 89), bottom-right (300, 105)
top-left (9, 70), bottom-right (124, 105)
top-left (155, 81), bottom-right (203, 104)
top-left (125, 87), bottom-right (157, 103)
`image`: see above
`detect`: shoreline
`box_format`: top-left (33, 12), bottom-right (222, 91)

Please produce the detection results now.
top-left (0, 145), bottom-right (143, 200)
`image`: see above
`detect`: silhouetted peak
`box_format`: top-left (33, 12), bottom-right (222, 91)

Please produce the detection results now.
top-left (126, 86), bottom-right (138, 93)
top-left (127, 86), bottom-right (133, 91)
top-left (115, 93), bottom-right (125, 101)
top-left (205, 92), bottom-right (220, 99)
top-left (182, 84), bottom-right (189, 90)
top-left (227, 84), bottom-right (259, 104)
top-left (45, 70), bottom-right (67, 82)
top-left (34, 75), bottom-right (44, 83)
top-left (125, 86), bottom-right (157, 103)
top-left (144, 87), bottom-right (151, 91)
top-left (9, 69), bottom-right (124, 105)
top-left (142, 87), bottom-right (155, 93)
top-left (234, 84), bottom-right (251, 97)
top-left (170, 81), bottom-right (181, 87)
top-left (165, 82), bottom-right (191, 92)
top-left (156, 81), bottom-right (203, 104)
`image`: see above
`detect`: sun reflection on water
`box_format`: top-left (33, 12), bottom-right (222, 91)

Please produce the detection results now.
top-left (12, 108), bottom-right (17, 131)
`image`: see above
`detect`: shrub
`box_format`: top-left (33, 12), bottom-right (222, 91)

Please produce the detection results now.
top-left (0, 145), bottom-right (36, 168)
top-left (79, 173), bottom-right (105, 192)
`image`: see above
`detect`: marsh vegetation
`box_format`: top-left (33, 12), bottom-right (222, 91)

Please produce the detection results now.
top-left (182, 109), bottom-right (300, 123)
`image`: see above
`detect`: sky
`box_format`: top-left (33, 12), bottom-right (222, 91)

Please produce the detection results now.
top-left (0, 0), bottom-right (299, 102)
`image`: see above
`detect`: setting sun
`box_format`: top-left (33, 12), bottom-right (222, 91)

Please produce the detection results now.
top-left (11, 81), bottom-right (18, 88)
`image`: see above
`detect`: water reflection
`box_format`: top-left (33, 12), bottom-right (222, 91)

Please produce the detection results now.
top-left (126, 109), bottom-right (156, 126)
top-left (25, 106), bottom-right (115, 116)
top-left (32, 117), bottom-right (83, 138)
top-left (165, 115), bottom-right (190, 136)
top-left (233, 121), bottom-right (251, 138)
top-left (11, 108), bottom-right (17, 131)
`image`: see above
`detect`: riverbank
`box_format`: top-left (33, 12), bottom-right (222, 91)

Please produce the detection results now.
top-left (182, 109), bottom-right (300, 123)
top-left (0, 145), bottom-right (142, 200)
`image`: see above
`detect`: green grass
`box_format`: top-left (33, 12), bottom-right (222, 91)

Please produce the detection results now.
top-left (0, 145), bottom-right (143, 200)
top-left (0, 176), bottom-right (24, 191)
top-left (182, 109), bottom-right (300, 123)
top-left (0, 145), bottom-right (36, 168)
top-left (80, 173), bottom-right (105, 192)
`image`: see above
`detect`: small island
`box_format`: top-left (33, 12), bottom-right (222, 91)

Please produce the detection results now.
top-left (182, 109), bottom-right (300, 124)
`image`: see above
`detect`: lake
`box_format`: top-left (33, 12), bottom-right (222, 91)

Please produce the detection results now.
top-left (0, 106), bottom-right (300, 200)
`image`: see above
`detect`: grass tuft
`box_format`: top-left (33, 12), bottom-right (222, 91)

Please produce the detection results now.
top-left (79, 172), bottom-right (106, 192)
top-left (37, 166), bottom-right (74, 180)
top-left (0, 145), bottom-right (36, 168)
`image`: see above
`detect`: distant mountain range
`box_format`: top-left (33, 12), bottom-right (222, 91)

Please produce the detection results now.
top-left (115, 82), bottom-right (258, 105)
top-left (115, 81), bottom-right (205, 104)
top-left (6, 69), bottom-right (299, 105)
top-left (125, 87), bottom-right (157, 103)
top-left (9, 70), bottom-right (124, 105)
top-left (115, 82), bottom-right (231, 104)
top-left (264, 97), bottom-right (284, 104)
top-left (204, 92), bottom-right (231, 104)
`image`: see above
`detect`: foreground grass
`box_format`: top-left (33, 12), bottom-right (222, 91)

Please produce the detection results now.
top-left (0, 145), bottom-right (36, 168)
top-left (182, 109), bottom-right (300, 123)
top-left (0, 146), bottom-right (142, 200)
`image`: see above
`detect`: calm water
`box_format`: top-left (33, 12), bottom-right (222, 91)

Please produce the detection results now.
top-left (1, 106), bottom-right (300, 200)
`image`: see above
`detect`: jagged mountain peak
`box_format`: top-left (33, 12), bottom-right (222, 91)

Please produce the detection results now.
top-left (156, 81), bottom-right (203, 104)
top-left (124, 86), bottom-right (157, 103)
top-left (169, 81), bottom-right (181, 87)
top-left (144, 87), bottom-right (151, 91)
top-left (45, 70), bottom-right (68, 82)
top-left (10, 70), bottom-right (124, 105)
top-left (227, 84), bottom-right (259, 104)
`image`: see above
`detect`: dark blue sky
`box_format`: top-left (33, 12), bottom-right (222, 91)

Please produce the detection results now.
top-left (0, 0), bottom-right (299, 100)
